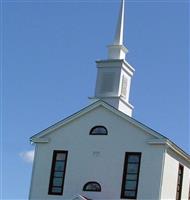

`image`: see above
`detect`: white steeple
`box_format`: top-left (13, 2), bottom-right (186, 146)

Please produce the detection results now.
top-left (92, 0), bottom-right (135, 117)
top-left (114, 0), bottom-right (125, 45)
top-left (108, 0), bottom-right (128, 60)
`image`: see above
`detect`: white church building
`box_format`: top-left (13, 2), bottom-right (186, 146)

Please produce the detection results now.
top-left (29, 1), bottom-right (190, 199)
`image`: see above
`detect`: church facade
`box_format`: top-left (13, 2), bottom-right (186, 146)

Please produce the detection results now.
top-left (29, 1), bottom-right (190, 199)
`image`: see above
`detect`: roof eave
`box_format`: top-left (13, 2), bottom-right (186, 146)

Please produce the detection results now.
top-left (148, 139), bottom-right (190, 163)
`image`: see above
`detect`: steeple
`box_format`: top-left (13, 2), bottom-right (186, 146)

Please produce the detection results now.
top-left (108, 0), bottom-right (128, 60)
top-left (114, 0), bottom-right (125, 45)
top-left (92, 0), bottom-right (135, 117)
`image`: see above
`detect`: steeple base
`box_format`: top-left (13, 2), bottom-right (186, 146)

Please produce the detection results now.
top-left (89, 96), bottom-right (134, 117)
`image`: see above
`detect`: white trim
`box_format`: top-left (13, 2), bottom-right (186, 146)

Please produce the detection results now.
top-left (147, 139), bottom-right (167, 145)
top-left (31, 101), bottom-right (103, 140)
top-left (158, 148), bottom-right (167, 200)
top-left (72, 195), bottom-right (88, 200)
top-left (166, 141), bottom-right (190, 162)
top-left (107, 44), bottom-right (128, 53)
top-left (28, 145), bottom-right (38, 200)
top-left (147, 139), bottom-right (190, 162)
top-left (122, 60), bottom-right (135, 75)
top-left (30, 138), bottom-right (49, 143)
top-left (90, 96), bottom-right (134, 109)
top-left (119, 96), bottom-right (134, 109)
top-left (96, 59), bottom-right (135, 74)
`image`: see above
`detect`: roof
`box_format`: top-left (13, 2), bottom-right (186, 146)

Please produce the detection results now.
top-left (30, 100), bottom-right (190, 163)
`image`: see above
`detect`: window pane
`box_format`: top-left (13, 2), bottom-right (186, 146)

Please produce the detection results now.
top-left (128, 155), bottom-right (140, 163)
top-left (86, 185), bottom-right (94, 190)
top-left (52, 187), bottom-right (62, 193)
top-left (91, 126), bottom-right (107, 135)
top-left (86, 183), bottom-right (100, 190)
top-left (125, 180), bottom-right (137, 190)
top-left (56, 153), bottom-right (66, 161)
top-left (84, 182), bottom-right (101, 191)
top-left (53, 178), bottom-right (63, 187)
top-left (127, 163), bottom-right (138, 173)
top-left (124, 190), bottom-right (136, 197)
top-left (54, 171), bottom-right (64, 177)
top-left (92, 183), bottom-right (100, 190)
top-left (126, 174), bottom-right (137, 180)
top-left (55, 161), bottom-right (65, 171)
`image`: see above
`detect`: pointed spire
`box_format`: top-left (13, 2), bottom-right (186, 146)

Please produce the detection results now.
top-left (113, 0), bottom-right (125, 45)
top-left (107, 0), bottom-right (128, 60)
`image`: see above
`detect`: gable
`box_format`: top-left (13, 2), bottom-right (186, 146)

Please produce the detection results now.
top-left (30, 100), bottom-right (163, 142)
top-left (37, 105), bottom-right (159, 153)
top-left (30, 100), bottom-right (190, 162)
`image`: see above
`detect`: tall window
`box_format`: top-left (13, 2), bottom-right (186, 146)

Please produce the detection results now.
top-left (48, 150), bottom-right (68, 195)
top-left (176, 164), bottom-right (184, 200)
top-left (121, 152), bottom-right (141, 199)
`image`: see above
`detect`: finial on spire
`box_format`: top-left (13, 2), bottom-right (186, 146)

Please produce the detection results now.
top-left (108, 0), bottom-right (128, 60)
top-left (114, 0), bottom-right (125, 45)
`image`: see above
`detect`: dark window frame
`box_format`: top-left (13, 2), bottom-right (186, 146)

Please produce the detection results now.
top-left (188, 182), bottom-right (190, 200)
top-left (48, 150), bottom-right (68, 195)
top-left (89, 126), bottom-right (108, 135)
top-left (83, 181), bottom-right (101, 192)
top-left (120, 152), bottom-right (141, 199)
top-left (176, 164), bottom-right (184, 200)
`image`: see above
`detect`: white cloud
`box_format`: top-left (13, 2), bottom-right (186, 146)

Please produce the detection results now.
top-left (19, 150), bottom-right (34, 163)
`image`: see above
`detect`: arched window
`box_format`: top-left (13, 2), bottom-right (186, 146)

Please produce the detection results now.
top-left (90, 126), bottom-right (108, 135)
top-left (83, 182), bottom-right (101, 192)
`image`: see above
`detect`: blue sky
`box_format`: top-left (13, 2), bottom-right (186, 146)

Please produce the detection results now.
top-left (1, 0), bottom-right (189, 199)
